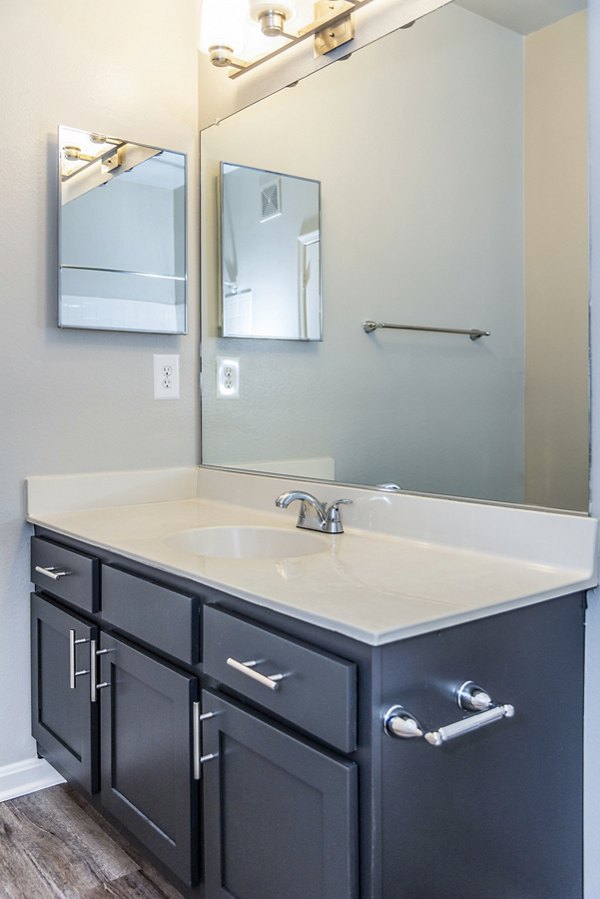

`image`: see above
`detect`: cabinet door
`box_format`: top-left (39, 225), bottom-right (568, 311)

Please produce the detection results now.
top-left (30, 593), bottom-right (99, 793)
top-left (99, 633), bottom-right (199, 887)
top-left (202, 689), bottom-right (358, 899)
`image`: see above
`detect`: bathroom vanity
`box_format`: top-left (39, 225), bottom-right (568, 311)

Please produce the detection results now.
top-left (26, 468), bottom-right (598, 899)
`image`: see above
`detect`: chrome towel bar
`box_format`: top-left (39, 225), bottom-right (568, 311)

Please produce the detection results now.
top-left (383, 681), bottom-right (515, 747)
top-left (61, 264), bottom-right (185, 281)
top-left (363, 321), bottom-right (490, 341)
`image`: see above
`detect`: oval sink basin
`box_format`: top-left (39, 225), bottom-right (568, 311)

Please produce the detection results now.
top-left (164, 526), bottom-right (327, 560)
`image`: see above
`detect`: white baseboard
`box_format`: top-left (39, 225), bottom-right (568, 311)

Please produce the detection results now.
top-left (0, 758), bottom-right (65, 803)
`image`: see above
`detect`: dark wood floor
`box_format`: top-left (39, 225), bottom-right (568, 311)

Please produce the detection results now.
top-left (0, 784), bottom-right (184, 899)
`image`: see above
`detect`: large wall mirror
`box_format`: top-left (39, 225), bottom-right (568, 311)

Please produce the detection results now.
top-left (59, 126), bottom-right (187, 334)
top-left (200, 0), bottom-right (589, 512)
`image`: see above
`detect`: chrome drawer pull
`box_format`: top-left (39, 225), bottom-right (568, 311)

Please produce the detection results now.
top-left (193, 701), bottom-right (202, 779)
top-left (35, 565), bottom-right (71, 581)
top-left (69, 629), bottom-right (89, 689)
top-left (226, 657), bottom-right (283, 691)
top-left (193, 705), bottom-right (221, 779)
top-left (424, 704), bottom-right (515, 747)
top-left (200, 753), bottom-right (219, 764)
top-left (90, 638), bottom-right (113, 703)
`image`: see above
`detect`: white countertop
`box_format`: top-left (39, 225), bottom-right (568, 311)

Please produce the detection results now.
top-left (26, 467), bottom-right (599, 645)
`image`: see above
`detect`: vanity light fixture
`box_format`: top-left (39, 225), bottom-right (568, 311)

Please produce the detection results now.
top-left (199, 0), bottom-right (247, 68)
top-left (199, 0), bottom-right (383, 78)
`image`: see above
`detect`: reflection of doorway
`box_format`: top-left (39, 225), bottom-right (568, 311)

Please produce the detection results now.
top-left (297, 230), bottom-right (320, 340)
top-left (223, 288), bottom-right (253, 337)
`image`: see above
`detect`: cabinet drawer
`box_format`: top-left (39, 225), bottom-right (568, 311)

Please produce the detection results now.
top-left (31, 536), bottom-right (99, 613)
top-left (102, 565), bottom-right (201, 665)
top-left (203, 605), bottom-right (356, 753)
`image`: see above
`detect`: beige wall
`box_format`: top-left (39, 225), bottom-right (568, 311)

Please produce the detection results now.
top-left (524, 11), bottom-right (589, 511)
top-left (0, 0), bottom-right (199, 768)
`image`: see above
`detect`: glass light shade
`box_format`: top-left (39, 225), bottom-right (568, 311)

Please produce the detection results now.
top-left (199, 0), bottom-right (246, 56)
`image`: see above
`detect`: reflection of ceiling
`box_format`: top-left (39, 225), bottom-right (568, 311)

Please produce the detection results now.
top-left (454, 0), bottom-right (586, 35)
top-left (123, 153), bottom-right (185, 190)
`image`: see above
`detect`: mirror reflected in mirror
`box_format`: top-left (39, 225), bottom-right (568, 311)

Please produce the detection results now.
top-left (59, 126), bottom-right (187, 334)
top-left (200, 0), bottom-right (589, 512)
top-left (220, 162), bottom-right (322, 340)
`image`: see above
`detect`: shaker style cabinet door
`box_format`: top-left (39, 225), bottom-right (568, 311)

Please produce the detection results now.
top-left (202, 689), bottom-right (358, 899)
top-left (98, 633), bottom-right (200, 887)
top-left (30, 593), bottom-right (99, 793)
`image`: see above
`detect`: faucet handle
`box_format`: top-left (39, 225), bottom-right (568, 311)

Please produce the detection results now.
top-left (324, 499), bottom-right (353, 534)
top-left (328, 499), bottom-right (353, 510)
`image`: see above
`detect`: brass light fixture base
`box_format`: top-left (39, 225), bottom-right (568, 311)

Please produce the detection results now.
top-left (209, 45), bottom-right (236, 67)
top-left (222, 0), bottom-right (393, 79)
top-left (314, 0), bottom-right (355, 56)
top-left (258, 9), bottom-right (288, 36)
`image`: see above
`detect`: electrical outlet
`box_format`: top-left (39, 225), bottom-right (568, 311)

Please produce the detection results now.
top-left (217, 356), bottom-right (240, 398)
top-left (154, 354), bottom-right (180, 400)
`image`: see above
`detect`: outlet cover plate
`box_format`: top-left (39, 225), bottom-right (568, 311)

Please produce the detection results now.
top-left (217, 356), bottom-right (240, 399)
top-left (154, 354), bottom-right (180, 400)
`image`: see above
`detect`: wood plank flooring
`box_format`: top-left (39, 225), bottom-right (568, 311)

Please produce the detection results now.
top-left (0, 784), bottom-right (184, 899)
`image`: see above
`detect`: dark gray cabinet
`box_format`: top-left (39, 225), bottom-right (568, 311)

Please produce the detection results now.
top-left (31, 536), bottom-right (99, 613)
top-left (30, 528), bottom-right (587, 899)
top-left (30, 542), bottom-right (203, 893)
top-left (30, 592), bottom-right (99, 794)
top-left (378, 595), bottom-right (585, 899)
top-left (201, 689), bottom-right (358, 899)
top-left (203, 604), bottom-right (357, 752)
top-left (99, 633), bottom-right (200, 886)
top-left (102, 565), bottom-right (201, 665)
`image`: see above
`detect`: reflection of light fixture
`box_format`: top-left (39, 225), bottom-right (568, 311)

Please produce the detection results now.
top-left (199, 0), bottom-right (385, 79)
top-left (64, 146), bottom-right (97, 163)
top-left (60, 128), bottom-right (131, 183)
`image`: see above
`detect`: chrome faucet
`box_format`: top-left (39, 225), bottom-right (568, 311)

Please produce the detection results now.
top-left (275, 491), bottom-right (352, 535)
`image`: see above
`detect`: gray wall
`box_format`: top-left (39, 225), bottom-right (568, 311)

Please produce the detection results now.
top-left (0, 0), bottom-right (199, 769)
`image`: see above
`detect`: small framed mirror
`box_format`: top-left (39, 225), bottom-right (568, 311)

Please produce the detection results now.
top-left (58, 126), bottom-right (187, 334)
top-left (219, 162), bottom-right (321, 340)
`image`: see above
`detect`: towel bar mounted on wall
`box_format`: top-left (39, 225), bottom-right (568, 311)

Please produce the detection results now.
top-left (362, 321), bottom-right (491, 341)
